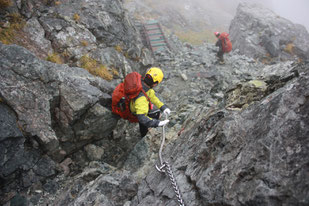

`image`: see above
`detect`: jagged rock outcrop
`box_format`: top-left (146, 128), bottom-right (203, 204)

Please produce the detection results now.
top-left (0, 43), bottom-right (122, 203)
top-left (131, 61), bottom-right (309, 206)
top-left (44, 163), bottom-right (138, 206)
top-left (1, 0), bottom-right (154, 72)
top-left (0, 43), bottom-right (116, 154)
top-left (37, 38), bottom-right (307, 206)
top-left (1, 1), bottom-right (309, 206)
top-left (0, 102), bottom-right (58, 205)
top-left (38, 0), bottom-right (141, 61)
top-left (0, 0), bottom-right (156, 203)
top-left (230, 3), bottom-right (309, 62)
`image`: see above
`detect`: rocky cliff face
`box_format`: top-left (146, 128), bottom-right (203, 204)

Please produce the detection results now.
top-left (1, 1), bottom-right (308, 206)
top-left (0, 0), bottom-right (153, 71)
top-left (0, 0), bottom-right (153, 204)
top-left (131, 55), bottom-right (309, 205)
top-left (230, 3), bottom-right (309, 62)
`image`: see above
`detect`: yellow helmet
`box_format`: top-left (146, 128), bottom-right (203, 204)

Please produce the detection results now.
top-left (145, 67), bottom-right (164, 84)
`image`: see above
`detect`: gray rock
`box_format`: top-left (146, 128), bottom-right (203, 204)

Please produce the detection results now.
top-left (0, 103), bottom-right (23, 142)
top-left (133, 63), bottom-right (309, 205)
top-left (23, 17), bottom-right (53, 58)
top-left (33, 156), bottom-right (56, 177)
top-left (123, 138), bottom-right (150, 172)
top-left (0, 43), bottom-right (117, 155)
top-left (84, 144), bottom-right (104, 161)
top-left (1, 1), bottom-right (309, 206)
top-left (10, 194), bottom-right (28, 206)
top-left (57, 170), bottom-right (138, 206)
top-left (0, 136), bottom-right (25, 177)
top-left (230, 3), bottom-right (309, 61)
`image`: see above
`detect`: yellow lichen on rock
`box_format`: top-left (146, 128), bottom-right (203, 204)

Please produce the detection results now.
top-left (248, 80), bottom-right (267, 90)
top-left (0, 13), bottom-right (25, 45)
top-left (80, 55), bottom-right (113, 81)
top-left (0, 0), bottom-right (12, 8)
top-left (46, 52), bottom-right (63, 64)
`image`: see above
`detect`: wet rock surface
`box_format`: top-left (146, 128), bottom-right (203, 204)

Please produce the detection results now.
top-left (131, 62), bottom-right (309, 206)
top-left (0, 1), bottom-right (308, 205)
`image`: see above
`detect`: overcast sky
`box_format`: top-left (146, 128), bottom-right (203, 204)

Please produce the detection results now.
top-left (270, 0), bottom-right (309, 30)
top-left (222, 0), bottom-right (309, 31)
top-left (238, 0), bottom-right (309, 30)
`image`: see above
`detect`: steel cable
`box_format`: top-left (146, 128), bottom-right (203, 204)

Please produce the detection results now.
top-left (155, 114), bottom-right (185, 206)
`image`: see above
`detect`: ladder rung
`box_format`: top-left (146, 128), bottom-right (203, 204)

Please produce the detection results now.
top-left (146, 28), bottom-right (161, 31)
top-left (150, 39), bottom-right (165, 43)
top-left (151, 43), bottom-right (166, 46)
top-left (148, 33), bottom-right (163, 36)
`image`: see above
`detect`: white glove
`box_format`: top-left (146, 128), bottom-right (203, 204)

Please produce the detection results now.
top-left (163, 108), bottom-right (171, 115)
top-left (158, 120), bottom-right (169, 127)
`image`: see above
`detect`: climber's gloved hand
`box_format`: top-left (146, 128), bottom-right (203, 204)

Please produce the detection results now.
top-left (163, 108), bottom-right (171, 116)
top-left (158, 120), bottom-right (169, 127)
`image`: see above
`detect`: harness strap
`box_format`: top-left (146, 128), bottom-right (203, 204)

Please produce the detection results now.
top-left (141, 89), bottom-right (153, 110)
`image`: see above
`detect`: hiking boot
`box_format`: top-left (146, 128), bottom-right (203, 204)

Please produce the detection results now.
top-left (219, 60), bottom-right (225, 65)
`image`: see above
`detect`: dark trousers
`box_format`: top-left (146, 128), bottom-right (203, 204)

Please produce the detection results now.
top-left (217, 50), bottom-right (224, 62)
top-left (139, 110), bottom-right (160, 137)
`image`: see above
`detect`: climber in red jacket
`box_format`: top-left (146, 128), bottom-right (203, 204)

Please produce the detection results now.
top-left (214, 31), bottom-right (232, 65)
top-left (112, 67), bottom-right (170, 137)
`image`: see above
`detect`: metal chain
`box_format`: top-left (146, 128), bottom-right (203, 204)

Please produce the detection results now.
top-left (155, 114), bottom-right (185, 206)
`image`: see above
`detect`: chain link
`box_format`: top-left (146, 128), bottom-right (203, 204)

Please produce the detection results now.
top-left (155, 114), bottom-right (185, 206)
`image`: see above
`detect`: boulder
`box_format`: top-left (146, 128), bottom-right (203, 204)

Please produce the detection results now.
top-left (0, 43), bottom-right (117, 156)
